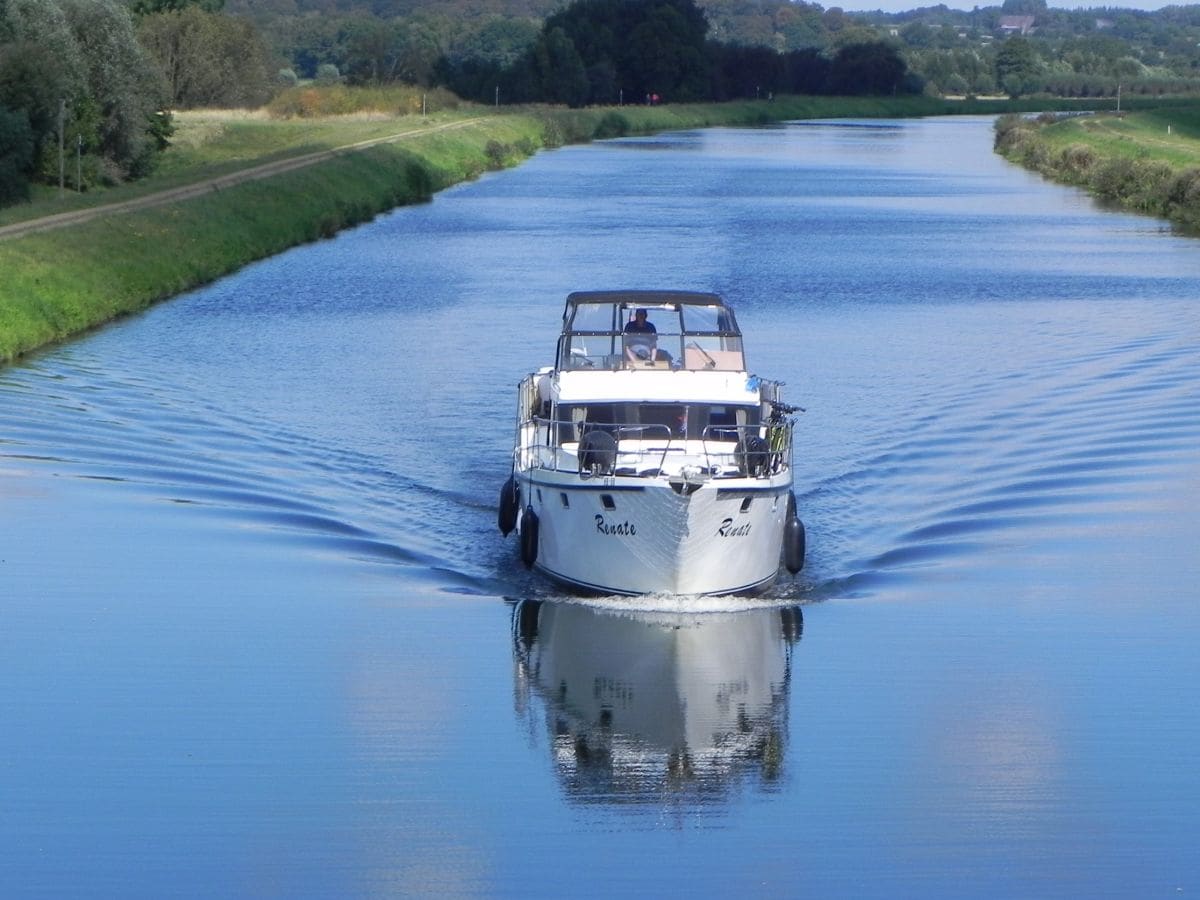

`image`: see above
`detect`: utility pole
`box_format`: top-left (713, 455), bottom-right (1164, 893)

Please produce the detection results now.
top-left (1116, 83), bottom-right (1121, 113)
top-left (495, 85), bottom-right (499, 108)
top-left (58, 98), bottom-right (65, 199)
top-left (76, 134), bottom-right (82, 192)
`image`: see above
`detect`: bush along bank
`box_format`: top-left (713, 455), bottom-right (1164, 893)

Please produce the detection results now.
top-left (994, 113), bottom-right (1200, 234)
top-left (0, 95), bottom-right (1079, 364)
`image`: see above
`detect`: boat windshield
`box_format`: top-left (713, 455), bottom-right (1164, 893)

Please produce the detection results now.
top-left (557, 301), bottom-right (745, 372)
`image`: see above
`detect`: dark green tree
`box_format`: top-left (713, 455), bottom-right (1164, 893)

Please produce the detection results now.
top-left (999, 0), bottom-right (1046, 15)
top-left (533, 26), bottom-right (588, 106)
top-left (827, 41), bottom-right (908, 95)
top-left (138, 6), bottom-right (274, 107)
top-left (0, 104), bottom-right (34, 205)
top-left (1, 0), bottom-right (168, 187)
top-left (995, 34), bottom-right (1040, 98)
top-left (129, 0), bottom-right (225, 14)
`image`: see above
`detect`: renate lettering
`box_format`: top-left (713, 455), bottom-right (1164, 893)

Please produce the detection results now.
top-left (595, 514), bottom-right (636, 536)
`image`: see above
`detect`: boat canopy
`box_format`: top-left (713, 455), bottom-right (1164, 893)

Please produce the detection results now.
top-left (556, 291), bottom-right (746, 373)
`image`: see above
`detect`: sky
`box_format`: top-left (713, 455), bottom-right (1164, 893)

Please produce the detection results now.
top-left (833, 0), bottom-right (1176, 12)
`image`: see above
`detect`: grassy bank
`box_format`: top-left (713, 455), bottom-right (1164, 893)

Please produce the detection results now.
top-left (0, 93), bottom-right (1173, 364)
top-left (995, 106), bottom-right (1200, 232)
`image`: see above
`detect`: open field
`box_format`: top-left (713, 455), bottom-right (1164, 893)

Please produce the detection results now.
top-left (1031, 108), bottom-right (1200, 167)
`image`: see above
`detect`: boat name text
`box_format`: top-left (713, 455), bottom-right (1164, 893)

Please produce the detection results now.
top-left (718, 518), bottom-right (752, 537)
top-left (595, 515), bottom-right (637, 536)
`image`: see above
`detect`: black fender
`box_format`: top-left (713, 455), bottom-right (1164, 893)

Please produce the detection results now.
top-left (519, 506), bottom-right (539, 568)
top-left (498, 475), bottom-right (519, 536)
top-left (783, 491), bottom-right (805, 574)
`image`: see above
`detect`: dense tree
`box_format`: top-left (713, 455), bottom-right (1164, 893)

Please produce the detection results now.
top-left (0, 103), bottom-right (34, 203)
top-left (999, 0), bottom-right (1046, 15)
top-left (435, 0), bottom-right (923, 104)
top-left (538, 0), bottom-right (710, 103)
top-left (138, 6), bottom-right (275, 107)
top-left (0, 0), bottom-right (168, 198)
top-left (773, 4), bottom-right (825, 51)
top-left (532, 26), bottom-right (588, 105)
top-left (995, 34), bottom-right (1040, 97)
top-left (220, 0), bottom-right (1200, 102)
top-left (62, 0), bottom-right (166, 178)
top-left (445, 17), bottom-right (538, 69)
top-left (827, 41), bottom-right (908, 95)
top-left (782, 47), bottom-right (830, 94)
top-left (130, 0), bottom-right (225, 13)
top-left (710, 43), bottom-right (784, 100)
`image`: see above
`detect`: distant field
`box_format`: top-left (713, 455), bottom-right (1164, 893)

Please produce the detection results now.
top-left (1036, 108), bottom-right (1200, 168)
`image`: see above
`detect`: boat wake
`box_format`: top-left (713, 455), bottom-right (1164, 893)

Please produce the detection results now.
top-left (788, 314), bottom-right (1200, 601)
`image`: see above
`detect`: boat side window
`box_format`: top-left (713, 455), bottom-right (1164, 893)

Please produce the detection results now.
top-left (702, 404), bottom-right (758, 441)
top-left (559, 404), bottom-right (620, 443)
top-left (636, 404), bottom-right (687, 438)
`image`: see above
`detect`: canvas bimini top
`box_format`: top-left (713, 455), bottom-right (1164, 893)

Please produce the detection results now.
top-left (556, 290), bottom-right (746, 373)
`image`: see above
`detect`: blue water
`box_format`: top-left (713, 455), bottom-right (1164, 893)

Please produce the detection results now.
top-left (2, 116), bottom-right (1199, 896)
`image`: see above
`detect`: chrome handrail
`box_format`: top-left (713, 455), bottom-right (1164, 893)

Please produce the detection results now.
top-left (514, 416), bottom-right (792, 479)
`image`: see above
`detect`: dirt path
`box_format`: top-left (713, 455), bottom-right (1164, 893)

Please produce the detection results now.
top-left (0, 117), bottom-right (478, 242)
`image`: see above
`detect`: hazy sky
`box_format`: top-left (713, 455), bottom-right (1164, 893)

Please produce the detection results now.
top-left (836, 0), bottom-right (1173, 12)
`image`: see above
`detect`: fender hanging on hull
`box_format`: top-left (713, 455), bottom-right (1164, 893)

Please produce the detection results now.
top-left (519, 506), bottom-right (539, 568)
top-left (498, 475), bottom-right (519, 536)
top-left (784, 491), bottom-right (805, 574)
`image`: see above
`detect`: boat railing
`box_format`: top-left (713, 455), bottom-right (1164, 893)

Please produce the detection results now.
top-left (515, 417), bottom-right (792, 480)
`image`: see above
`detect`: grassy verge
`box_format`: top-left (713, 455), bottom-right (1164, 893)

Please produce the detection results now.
top-left (994, 106), bottom-right (1200, 232)
top-left (0, 93), bottom-right (1187, 364)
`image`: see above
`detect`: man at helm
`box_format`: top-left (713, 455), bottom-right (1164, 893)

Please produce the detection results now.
top-left (623, 308), bottom-right (659, 362)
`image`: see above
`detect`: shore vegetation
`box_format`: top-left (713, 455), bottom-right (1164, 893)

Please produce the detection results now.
top-left (995, 105), bottom-right (1200, 232)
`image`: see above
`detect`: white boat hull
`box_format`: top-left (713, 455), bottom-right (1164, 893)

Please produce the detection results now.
top-left (517, 470), bottom-right (791, 596)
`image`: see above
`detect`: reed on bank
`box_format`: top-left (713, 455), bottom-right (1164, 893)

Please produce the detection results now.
top-left (0, 93), bottom-right (1172, 364)
top-left (994, 106), bottom-right (1200, 233)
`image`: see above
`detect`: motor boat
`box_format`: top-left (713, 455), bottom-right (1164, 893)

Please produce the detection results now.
top-left (499, 290), bottom-right (804, 596)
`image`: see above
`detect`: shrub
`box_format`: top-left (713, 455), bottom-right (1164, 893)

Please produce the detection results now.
top-left (592, 111), bottom-right (630, 139)
top-left (1092, 157), bottom-right (1136, 202)
top-left (1125, 160), bottom-right (1174, 214)
top-left (993, 114), bottom-right (1032, 153)
top-left (1060, 143), bottom-right (1097, 180)
top-left (1166, 168), bottom-right (1200, 231)
top-left (485, 139), bottom-right (509, 169)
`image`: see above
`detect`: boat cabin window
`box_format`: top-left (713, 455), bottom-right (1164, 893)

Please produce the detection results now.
top-left (557, 403), bottom-right (758, 443)
top-left (557, 300), bottom-right (746, 371)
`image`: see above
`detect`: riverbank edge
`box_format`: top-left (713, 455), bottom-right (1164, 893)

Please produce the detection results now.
top-left (0, 95), bottom-right (1120, 365)
top-left (994, 111), bottom-right (1200, 233)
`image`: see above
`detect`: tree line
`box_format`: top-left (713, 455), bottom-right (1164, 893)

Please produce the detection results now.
top-left (1, 0), bottom-right (169, 204)
top-left (6, 0), bottom-right (1200, 208)
top-left (231, 0), bottom-right (1200, 102)
top-left (0, 0), bottom-right (275, 205)
top-left (436, 0), bottom-right (915, 107)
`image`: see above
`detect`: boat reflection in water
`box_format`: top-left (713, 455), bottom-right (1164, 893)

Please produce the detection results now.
top-left (511, 600), bottom-right (803, 803)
